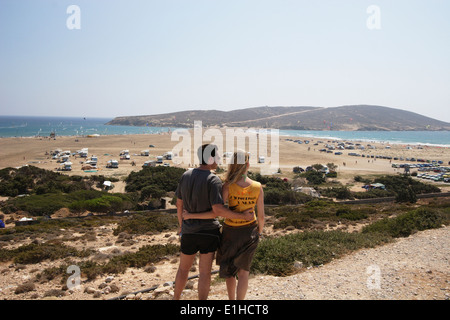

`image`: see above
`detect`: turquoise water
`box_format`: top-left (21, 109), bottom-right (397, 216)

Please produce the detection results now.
top-left (279, 129), bottom-right (450, 147)
top-left (0, 116), bottom-right (448, 147)
top-left (0, 116), bottom-right (176, 137)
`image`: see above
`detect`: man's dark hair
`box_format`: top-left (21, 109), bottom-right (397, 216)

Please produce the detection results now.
top-left (198, 144), bottom-right (217, 165)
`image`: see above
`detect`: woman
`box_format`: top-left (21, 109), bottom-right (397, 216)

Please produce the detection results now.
top-left (183, 151), bottom-right (264, 300)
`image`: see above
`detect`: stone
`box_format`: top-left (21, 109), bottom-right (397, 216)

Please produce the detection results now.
top-left (293, 261), bottom-right (304, 270)
top-left (84, 286), bottom-right (96, 294)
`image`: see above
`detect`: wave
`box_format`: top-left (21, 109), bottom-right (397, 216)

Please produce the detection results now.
top-left (0, 123), bottom-right (28, 129)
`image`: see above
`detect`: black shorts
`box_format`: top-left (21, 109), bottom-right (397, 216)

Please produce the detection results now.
top-left (180, 228), bottom-right (221, 255)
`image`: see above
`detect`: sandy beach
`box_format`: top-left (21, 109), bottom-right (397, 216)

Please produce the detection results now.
top-left (1, 129), bottom-right (449, 191)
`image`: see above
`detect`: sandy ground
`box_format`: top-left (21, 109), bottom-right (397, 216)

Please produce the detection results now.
top-left (1, 129), bottom-right (449, 180)
top-left (0, 129), bottom-right (449, 300)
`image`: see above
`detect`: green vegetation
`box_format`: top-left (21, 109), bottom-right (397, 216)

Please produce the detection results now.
top-left (248, 172), bottom-right (312, 205)
top-left (0, 166), bottom-right (91, 197)
top-left (0, 243), bottom-right (92, 264)
top-left (113, 212), bottom-right (178, 235)
top-left (319, 174), bottom-right (441, 202)
top-left (0, 165), bottom-right (184, 216)
top-left (2, 190), bottom-right (135, 216)
top-left (269, 199), bottom-right (375, 230)
top-left (362, 207), bottom-right (445, 237)
top-left (125, 166), bottom-right (185, 195)
top-left (293, 163), bottom-right (338, 185)
top-left (0, 215), bottom-right (119, 239)
top-left (252, 201), bottom-right (449, 276)
top-left (68, 193), bottom-right (134, 214)
top-left (252, 230), bottom-right (388, 276)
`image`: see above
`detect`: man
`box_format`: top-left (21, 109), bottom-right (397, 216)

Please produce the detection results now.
top-left (173, 144), bottom-right (252, 300)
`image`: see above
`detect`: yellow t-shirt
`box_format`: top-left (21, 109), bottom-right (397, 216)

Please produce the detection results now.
top-left (224, 180), bottom-right (261, 227)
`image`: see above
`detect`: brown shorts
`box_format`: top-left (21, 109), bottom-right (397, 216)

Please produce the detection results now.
top-left (216, 222), bottom-right (259, 278)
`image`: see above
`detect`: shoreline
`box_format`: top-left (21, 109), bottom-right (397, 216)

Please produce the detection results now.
top-left (2, 133), bottom-right (449, 149)
top-left (1, 126), bottom-right (449, 147)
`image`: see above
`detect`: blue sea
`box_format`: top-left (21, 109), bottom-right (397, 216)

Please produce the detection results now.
top-left (279, 129), bottom-right (450, 147)
top-left (0, 115), bottom-right (449, 147)
top-left (0, 116), bottom-right (176, 137)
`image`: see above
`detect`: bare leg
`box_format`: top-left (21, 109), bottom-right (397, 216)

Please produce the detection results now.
top-left (173, 253), bottom-right (196, 300)
top-left (226, 276), bottom-right (237, 300)
top-left (236, 269), bottom-right (249, 300)
top-left (197, 252), bottom-right (215, 300)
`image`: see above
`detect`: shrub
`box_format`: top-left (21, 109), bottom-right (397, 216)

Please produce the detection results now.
top-left (320, 187), bottom-right (353, 200)
top-left (303, 170), bottom-right (325, 185)
top-left (125, 166), bottom-right (185, 194)
top-left (362, 207), bottom-right (443, 238)
top-left (336, 207), bottom-right (368, 221)
top-left (0, 243), bottom-right (92, 264)
top-left (395, 186), bottom-right (418, 203)
top-left (248, 173), bottom-right (312, 205)
top-left (10, 193), bottom-right (72, 216)
top-left (0, 166), bottom-right (92, 197)
top-left (374, 175), bottom-right (440, 195)
top-left (140, 185), bottom-right (166, 201)
top-left (69, 194), bottom-right (130, 213)
top-left (15, 282), bottom-right (36, 294)
top-left (252, 231), bottom-right (389, 276)
top-left (113, 212), bottom-right (178, 235)
top-left (272, 207), bottom-right (314, 230)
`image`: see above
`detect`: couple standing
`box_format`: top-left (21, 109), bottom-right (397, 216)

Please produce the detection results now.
top-left (173, 144), bottom-right (265, 300)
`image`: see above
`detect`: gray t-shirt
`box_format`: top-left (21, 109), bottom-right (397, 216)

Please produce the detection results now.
top-left (175, 168), bottom-right (223, 234)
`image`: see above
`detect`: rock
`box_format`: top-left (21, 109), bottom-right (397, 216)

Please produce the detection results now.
top-left (293, 261), bottom-right (304, 270)
top-left (154, 285), bottom-right (170, 294)
top-left (110, 284), bottom-right (120, 293)
top-left (98, 282), bottom-right (108, 289)
top-left (105, 276), bottom-right (114, 283)
top-left (84, 287), bottom-right (96, 294)
top-left (145, 265), bottom-right (157, 273)
top-left (185, 281), bottom-right (194, 290)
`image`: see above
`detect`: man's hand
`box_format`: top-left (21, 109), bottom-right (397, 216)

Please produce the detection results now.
top-left (241, 208), bottom-right (254, 221)
top-left (182, 209), bottom-right (191, 220)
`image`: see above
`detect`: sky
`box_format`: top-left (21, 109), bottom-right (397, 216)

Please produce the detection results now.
top-left (0, 0), bottom-right (449, 122)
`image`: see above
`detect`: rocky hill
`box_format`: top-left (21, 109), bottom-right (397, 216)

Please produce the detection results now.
top-left (106, 105), bottom-right (450, 131)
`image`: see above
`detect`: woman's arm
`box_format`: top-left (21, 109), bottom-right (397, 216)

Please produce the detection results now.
top-left (176, 198), bottom-right (183, 235)
top-left (182, 207), bottom-right (254, 220)
top-left (256, 186), bottom-right (265, 235)
top-left (182, 209), bottom-right (215, 220)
